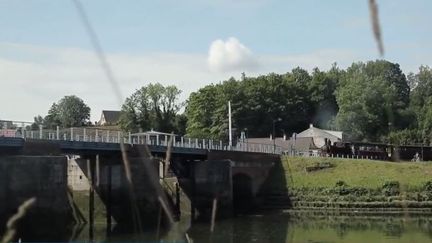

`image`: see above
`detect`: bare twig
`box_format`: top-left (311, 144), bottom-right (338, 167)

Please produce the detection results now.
top-left (72, 0), bottom-right (176, 232)
top-left (369, 0), bottom-right (384, 56)
top-left (158, 196), bottom-right (175, 224)
top-left (1, 198), bottom-right (36, 243)
top-left (210, 198), bottom-right (218, 233)
top-left (71, 0), bottom-right (123, 104)
top-left (164, 133), bottom-right (174, 177)
top-left (71, 0), bottom-right (143, 232)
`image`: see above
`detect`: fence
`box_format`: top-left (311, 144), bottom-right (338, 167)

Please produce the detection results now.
top-left (4, 126), bottom-right (282, 154)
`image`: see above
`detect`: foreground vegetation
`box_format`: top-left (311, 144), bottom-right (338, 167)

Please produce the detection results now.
top-left (278, 157), bottom-right (432, 205)
top-left (285, 157), bottom-right (432, 190)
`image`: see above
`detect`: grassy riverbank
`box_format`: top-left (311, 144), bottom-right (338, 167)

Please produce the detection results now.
top-left (284, 157), bottom-right (432, 190)
top-left (262, 157), bottom-right (432, 209)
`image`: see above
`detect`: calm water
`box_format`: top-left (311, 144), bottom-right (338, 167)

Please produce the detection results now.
top-left (15, 213), bottom-right (432, 242)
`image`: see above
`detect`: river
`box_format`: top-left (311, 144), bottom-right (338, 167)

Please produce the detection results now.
top-left (13, 212), bottom-right (432, 242)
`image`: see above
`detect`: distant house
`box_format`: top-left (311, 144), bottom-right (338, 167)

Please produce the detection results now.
top-left (246, 136), bottom-right (319, 156)
top-left (98, 110), bottom-right (121, 126)
top-left (296, 124), bottom-right (343, 148)
top-left (239, 124), bottom-right (343, 157)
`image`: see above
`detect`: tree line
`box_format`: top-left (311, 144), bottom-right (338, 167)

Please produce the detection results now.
top-left (30, 59), bottom-right (432, 145)
top-left (186, 60), bottom-right (432, 145)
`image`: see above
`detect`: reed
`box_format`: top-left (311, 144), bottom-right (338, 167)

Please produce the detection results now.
top-left (1, 197), bottom-right (36, 243)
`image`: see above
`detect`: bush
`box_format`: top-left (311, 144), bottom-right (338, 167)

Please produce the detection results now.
top-left (423, 181), bottom-right (432, 193)
top-left (382, 181), bottom-right (400, 196)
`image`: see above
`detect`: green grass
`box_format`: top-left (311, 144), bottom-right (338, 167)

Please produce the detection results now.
top-left (283, 156), bottom-right (432, 191)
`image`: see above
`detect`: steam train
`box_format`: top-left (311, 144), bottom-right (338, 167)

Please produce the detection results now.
top-left (321, 140), bottom-right (432, 161)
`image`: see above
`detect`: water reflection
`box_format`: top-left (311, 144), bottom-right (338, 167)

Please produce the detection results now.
top-left (9, 213), bottom-right (432, 242)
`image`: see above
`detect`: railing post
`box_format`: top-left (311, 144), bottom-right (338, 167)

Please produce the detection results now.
top-left (188, 138), bottom-right (191, 148)
top-left (71, 127), bottom-right (74, 141)
top-left (117, 131), bottom-right (121, 143)
top-left (164, 135), bottom-right (168, 146)
top-left (95, 129), bottom-right (99, 142)
top-left (31, 131), bottom-right (34, 139)
top-left (107, 130), bottom-right (110, 143)
top-left (83, 128), bottom-right (87, 142)
top-left (128, 132), bottom-right (131, 144)
top-left (39, 125), bottom-right (43, 139)
top-left (56, 126), bottom-right (60, 140)
top-left (181, 137), bottom-right (184, 147)
top-left (202, 139), bottom-right (206, 149)
top-left (195, 138), bottom-right (199, 148)
top-left (156, 135), bottom-right (160, 146)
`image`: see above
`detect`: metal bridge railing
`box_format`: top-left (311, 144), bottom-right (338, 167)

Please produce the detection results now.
top-left (2, 126), bottom-right (282, 154)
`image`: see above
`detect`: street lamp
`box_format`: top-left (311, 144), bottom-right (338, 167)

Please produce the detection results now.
top-left (272, 118), bottom-right (282, 153)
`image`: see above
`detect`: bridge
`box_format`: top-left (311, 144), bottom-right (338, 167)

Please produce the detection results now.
top-left (0, 126), bottom-right (284, 228)
top-left (0, 126), bottom-right (283, 155)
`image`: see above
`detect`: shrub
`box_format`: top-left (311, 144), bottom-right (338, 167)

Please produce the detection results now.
top-left (382, 181), bottom-right (400, 196)
top-left (423, 181), bottom-right (432, 193)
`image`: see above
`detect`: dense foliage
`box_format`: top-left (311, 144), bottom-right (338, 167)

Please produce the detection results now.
top-left (118, 83), bottom-right (186, 134)
top-left (33, 95), bottom-right (91, 129)
top-left (185, 60), bottom-right (432, 144)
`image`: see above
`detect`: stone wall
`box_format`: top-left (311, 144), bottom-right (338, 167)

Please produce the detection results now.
top-left (0, 156), bottom-right (71, 224)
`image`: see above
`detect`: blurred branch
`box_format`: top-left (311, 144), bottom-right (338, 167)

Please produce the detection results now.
top-left (369, 0), bottom-right (384, 56)
top-left (1, 198), bottom-right (36, 243)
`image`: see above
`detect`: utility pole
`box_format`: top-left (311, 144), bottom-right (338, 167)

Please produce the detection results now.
top-left (228, 101), bottom-right (232, 147)
top-left (273, 118), bottom-right (282, 153)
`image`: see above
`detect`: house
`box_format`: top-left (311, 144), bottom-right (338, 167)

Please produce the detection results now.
top-left (296, 124), bottom-right (343, 148)
top-left (246, 136), bottom-right (319, 156)
top-left (98, 110), bottom-right (121, 126)
top-left (238, 124), bottom-right (343, 156)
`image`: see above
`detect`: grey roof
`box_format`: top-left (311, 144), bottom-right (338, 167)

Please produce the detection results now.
top-left (297, 124), bottom-right (342, 140)
top-left (101, 110), bottom-right (121, 124)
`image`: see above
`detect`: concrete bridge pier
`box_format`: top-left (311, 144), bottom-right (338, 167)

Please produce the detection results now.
top-left (172, 150), bottom-right (280, 221)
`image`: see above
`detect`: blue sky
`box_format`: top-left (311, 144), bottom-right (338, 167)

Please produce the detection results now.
top-left (0, 0), bottom-right (431, 121)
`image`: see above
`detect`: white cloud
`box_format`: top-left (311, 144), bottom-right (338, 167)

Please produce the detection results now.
top-left (207, 37), bottom-right (258, 72)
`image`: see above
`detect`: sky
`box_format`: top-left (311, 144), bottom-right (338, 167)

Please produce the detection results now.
top-left (0, 0), bottom-right (431, 122)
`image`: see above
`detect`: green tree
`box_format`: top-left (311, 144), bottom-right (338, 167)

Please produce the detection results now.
top-left (30, 115), bottom-right (45, 130)
top-left (185, 85), bottom-right (218, 138)
top-left (335, 60), bottom-right (411, 141)
top-left (308, 64), bottom-right (342, 129)
top-left (119, 83), bottom-right (183, 133)
top-left (185, 68), bottom-right (314, 140)
top-left (57, 96), bottom-right (91, 127)
top-left (43, 103), bottom-right (61, 129)
top-left (43, 96), bottom-right (90, 128)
